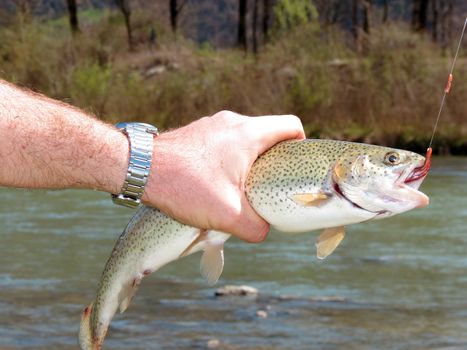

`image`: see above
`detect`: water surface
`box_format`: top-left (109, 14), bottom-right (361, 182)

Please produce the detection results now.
top-left (1, 157), bottom-right (466, 349)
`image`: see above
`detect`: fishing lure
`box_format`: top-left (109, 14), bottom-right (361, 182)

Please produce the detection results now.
top-left (427, 17), bottom-right (467, 155)
top-left (419, 17), bottom-right (467, 171)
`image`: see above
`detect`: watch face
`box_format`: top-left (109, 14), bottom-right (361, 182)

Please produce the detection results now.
top-left (114, 122), bottom-right (158, 135)
top-left (139, 123), bottom-right (158, 134)
top-left (112, 194), bottom-right (140, 209)
top-left (114, 122), bottom-right (129, 130)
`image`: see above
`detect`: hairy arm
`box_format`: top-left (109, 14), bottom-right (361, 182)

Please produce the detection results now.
top-left (0, 79), bottom-right (128, 194)
top-left (0, 80), bottom-right (305, 242)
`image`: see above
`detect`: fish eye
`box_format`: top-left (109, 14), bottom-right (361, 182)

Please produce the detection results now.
top-left (384, 152), bottom-right (400, 165)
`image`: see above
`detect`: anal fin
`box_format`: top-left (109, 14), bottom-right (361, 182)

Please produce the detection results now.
top-left (316, 226), bottom-right (345, 260)
top-left (200, 242), bottom-right (224, 285)
top-left (118, 274), bottom-right (142, 313)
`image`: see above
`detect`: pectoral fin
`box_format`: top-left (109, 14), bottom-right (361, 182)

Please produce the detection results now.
top-left (200, 242), bottom-right (224, 285)
top-left (290, 193), bottom-right (330, 207)
top-left (316, 226), bottom-right (345, 259)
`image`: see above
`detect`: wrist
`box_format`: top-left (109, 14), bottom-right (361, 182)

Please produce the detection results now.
top-left (105, 128), bottom-right (130, 196)
top-left (111, 122), bottom-right (158, 208)
top-left (140, 132), bottom-right (180, 209)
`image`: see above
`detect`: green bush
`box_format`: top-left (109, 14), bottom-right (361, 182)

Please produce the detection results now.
top-left (0, 12), bottom-right (465, 154)
top-left (70, 62), bottom-right (112, 115)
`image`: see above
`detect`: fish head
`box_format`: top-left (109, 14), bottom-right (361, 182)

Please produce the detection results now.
top-left (332, 146), bottom-right (430, 218)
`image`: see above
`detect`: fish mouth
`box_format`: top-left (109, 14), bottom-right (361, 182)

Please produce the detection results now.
top-left (404, 148), bottom-right (432, 184)
top-left (396, 148), bottom-right (431, 210)
top-left (333, 149), bottom-right (432, 215)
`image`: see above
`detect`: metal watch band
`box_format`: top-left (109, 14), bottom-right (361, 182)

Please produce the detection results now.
top-left (112, 122), bottom-right (158, 208)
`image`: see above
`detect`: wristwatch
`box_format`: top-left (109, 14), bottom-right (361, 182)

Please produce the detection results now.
top-left (112, 122), bottom-right (158, 208)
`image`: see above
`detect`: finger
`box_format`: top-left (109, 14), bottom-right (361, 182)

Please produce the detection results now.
top-left (226, 197), bottom-right (270, 243)
top-left (250, 115), bottom-right (305, 155)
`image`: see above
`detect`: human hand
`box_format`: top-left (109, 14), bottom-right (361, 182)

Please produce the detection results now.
top-left (141, 111), bottom-right (305, 242)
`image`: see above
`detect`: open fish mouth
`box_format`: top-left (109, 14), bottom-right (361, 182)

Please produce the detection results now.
top-left (404, 148), bottom-right (432, 184)
top-left (333, 148), bottom-right (432, 215)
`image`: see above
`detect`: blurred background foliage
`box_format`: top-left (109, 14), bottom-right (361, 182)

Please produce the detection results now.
top-left (0, 0), bottom-right (466, 154)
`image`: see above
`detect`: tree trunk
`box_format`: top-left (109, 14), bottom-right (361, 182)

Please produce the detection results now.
top-left (352, 0), bottom-right (359, 40)
top-left (382, 0), bottom-right (388, 23)
top-left (412, 0), bottom-right (429, 31)
top-left (418, 0), bottom-right (429, 31)
top-left (331, 0), bottom-right (342, 24)
top-left (431, 0), bottom-right (438, 41)
top-left (411, 0), bottom-right (420, 30)
top-left (252, 0), bottom-right (259, 54)
top-left (440, 0), bottom-right (451, 46)
top-left (115, 0), bottom-right (133, 50)
top-left (170, 0), bottom-right (178, 33)
top-left (362, 0), bottom-right (371, 35)
top-left (446, 0), bottom-right (453, 43)
top-left (66, 0), bottom-right (79, 35)
top-left (238, 0), bottom-right (247, 51)
top-left (262, 0), bottom-right (270, 43)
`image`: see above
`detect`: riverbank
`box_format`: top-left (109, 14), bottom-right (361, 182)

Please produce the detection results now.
top-left (0, 13), bottom-right (465, 154)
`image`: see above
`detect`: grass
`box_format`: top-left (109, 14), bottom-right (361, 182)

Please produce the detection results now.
top-left (0, 11), bottom-right (465, 154)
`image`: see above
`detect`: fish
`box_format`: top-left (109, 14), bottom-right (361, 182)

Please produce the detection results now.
top-left (79, 139), bottom-right (431, 349)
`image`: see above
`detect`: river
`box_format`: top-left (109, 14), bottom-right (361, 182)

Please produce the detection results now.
top-left (0, 157), bottom-right (466, 350)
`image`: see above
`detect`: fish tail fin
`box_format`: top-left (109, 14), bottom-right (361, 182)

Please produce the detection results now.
top-left (79, 302), bottom-right (101, 350)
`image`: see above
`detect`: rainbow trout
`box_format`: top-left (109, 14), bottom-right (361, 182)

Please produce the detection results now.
top-left (79, 139), bottom-right (431, 349)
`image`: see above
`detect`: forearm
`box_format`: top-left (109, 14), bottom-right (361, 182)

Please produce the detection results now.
top-left (0, 79), bottom-right (128, 194)
top-left (0, 80), bottom-right (306, 242)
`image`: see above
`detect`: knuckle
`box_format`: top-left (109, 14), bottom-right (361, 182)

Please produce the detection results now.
top-left (212, 110), bottom-right (243, 122)
top-left (284, 114), bottom-right (301, 125)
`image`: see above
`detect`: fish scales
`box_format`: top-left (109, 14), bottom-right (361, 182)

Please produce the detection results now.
top-left (80, 139), bottom-right (431, 349)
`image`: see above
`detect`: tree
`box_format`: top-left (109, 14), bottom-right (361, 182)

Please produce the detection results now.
top-left (262, 0), bottom-right (271, 42)
top-left (252, 0), bottom-right (259, 53)
top-left (238, 0), bottom-right (247, 50)
top-left (352, 0), bottom-right (359, 41)
top-left (115, 0), bottom-right (133, 50)
top-left (411, 0), bottom-right (429, 32)
top-left (431, 0), bottom-right (438, 41)
top-left (440, 0), bottom-right (454, 46)
top-left (170, 0), bottom-right (187, 34)
top-left (382, 0), bottom-right (388, 23)
top-left (362, 0), bottom-right (371, 35)
top-left (273, 0), bottom-right (318, 32)
top-left (10, 0), bottom-right (37, 23)
top-left (330, 1), bottom-right (342, 24)
top-left (314, 0), bottom-right (338, 25)
top-left (66, 0), bottom-right (80, 35)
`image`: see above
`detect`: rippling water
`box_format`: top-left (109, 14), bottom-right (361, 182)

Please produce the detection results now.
top-left (1, 157), bottom-right (466, 350)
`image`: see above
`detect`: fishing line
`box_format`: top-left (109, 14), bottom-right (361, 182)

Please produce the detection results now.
top-left (428, 17), bottom-right (467, 150)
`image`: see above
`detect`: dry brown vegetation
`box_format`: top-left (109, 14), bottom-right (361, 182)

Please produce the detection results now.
top-left (0, 9), bottom-right (466, 154)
